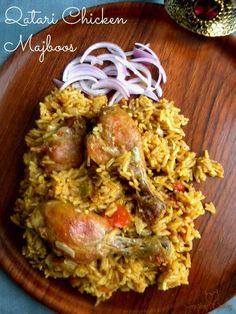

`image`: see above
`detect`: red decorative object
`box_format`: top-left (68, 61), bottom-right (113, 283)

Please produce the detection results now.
top-left (193, 0), bottom-right (221, 19)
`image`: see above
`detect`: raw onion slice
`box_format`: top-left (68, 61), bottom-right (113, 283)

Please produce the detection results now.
top-left (53, 79), bottom-right (63, 88)
top-left (125, 50), bottom-right (134, 57)
top-left (103, 65), bottom-right (117, 76)
top-left (132, 57), bottom-right (167, 87)
top-left (133, 48), bottom-right (155, 60)
top-left (125, 82), bottom-right (145, 94)
top-left (129, 62), bottom-right (152, 88)
top-left (80, 42), bottom-right (127, 63)
top-left (92, 78), bottom-right (130, 98)
top-left (56, 42), bottom-right (167, 106)
top-left (115, 56), bottom-right (149, 86)
top-left (135, 43), bottom-right (160, 62)
top-left (61, 76), bottom-right (98, 90)
top-left (65, 64), bottom-right (107, 81)
top-left (96, 54), bottom-right (127, 81)
top-left (143, 90), bottom-right (159, 101)
top-left (78, 81), bottom-right (110, 96)
top-left (63, 56), bottom-right (102, 81)
top-left (108, 91), bottom-right (123, 106)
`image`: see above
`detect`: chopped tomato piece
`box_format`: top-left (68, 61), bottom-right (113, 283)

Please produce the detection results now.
top-left (155, 256), bottom-right (162, 265)
top-left (52, 257), bottom-right (62, 265)
top-left (169, 194), bottom-right (177, 202)
top-left (108, 204), bottom-right (132, 228)
top-left (70, 277), bottom-right (79, 286)
top-left (99, 286), bottom-right (111, 293)
top-left (173, 182), bottom-right (185, 192)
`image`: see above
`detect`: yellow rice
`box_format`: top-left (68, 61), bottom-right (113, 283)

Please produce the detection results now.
top-left (11, 87), bottom-right (224, 303)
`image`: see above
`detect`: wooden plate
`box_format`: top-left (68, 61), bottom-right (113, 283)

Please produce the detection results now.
top-left (0, 3), bottom-right (235, 313)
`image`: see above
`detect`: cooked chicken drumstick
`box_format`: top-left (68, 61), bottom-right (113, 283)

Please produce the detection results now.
top-left (87, 107), bottom-right (165, 219)
top-left (31, 117), bottom-right (86, 172)
top-left (29, 200), bottom-right (171, 263)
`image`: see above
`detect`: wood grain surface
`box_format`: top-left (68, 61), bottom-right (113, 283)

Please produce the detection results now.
top-left (0, 3), bottom-right (235, 314)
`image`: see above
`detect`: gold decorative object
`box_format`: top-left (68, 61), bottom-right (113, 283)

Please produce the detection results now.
top-left (164, 0), bottom-right (236, 36)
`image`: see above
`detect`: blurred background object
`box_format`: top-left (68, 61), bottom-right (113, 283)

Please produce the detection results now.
top-left (164, 0), bottom-right (236, 36)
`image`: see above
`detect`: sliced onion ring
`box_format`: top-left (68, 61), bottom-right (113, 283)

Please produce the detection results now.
top-left (56, 42), bottom-right (167, 106)
top-left (79, 81), bottom-right (110, 96)
top-left (80, 42), bottom-right (127, 63)
top-left (108, 91), bottom-right (123, 106)
top-left (63, 56), bottom-right (103, 81)
top-left (61, 76), bottom-right (98, 90)
top-left (92, 78), bottom-right (130, 99)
